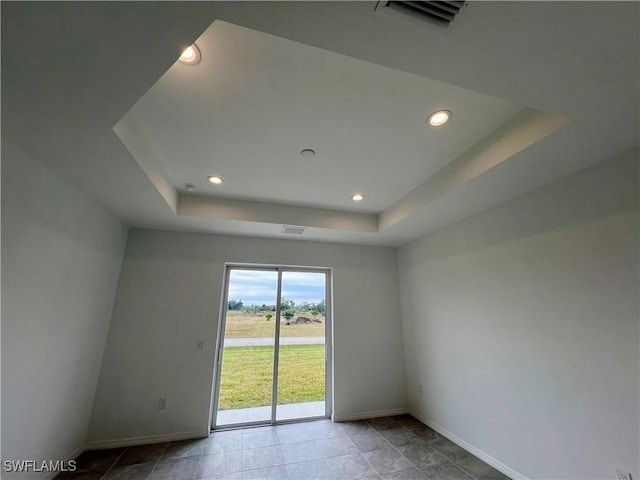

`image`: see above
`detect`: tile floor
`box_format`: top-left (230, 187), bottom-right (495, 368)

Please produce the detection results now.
top-left (55, 415), bottom-right (510, 480)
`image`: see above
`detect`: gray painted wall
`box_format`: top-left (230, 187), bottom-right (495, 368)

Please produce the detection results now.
top-left (88, 230), bottom-right (406, 443)
top-left (398, 149), bottom-right (639, 479)
top-left (1, 140), bottom-right (128, 478)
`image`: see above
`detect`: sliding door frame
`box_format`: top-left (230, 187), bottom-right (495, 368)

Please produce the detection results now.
top-left (210, 263), bottom-right (333, 430)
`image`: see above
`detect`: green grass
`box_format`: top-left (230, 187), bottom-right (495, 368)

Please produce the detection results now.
top-left (218, 344), bottom-right (325, 410)
top-left (224, 312), bottom-right (325, 338)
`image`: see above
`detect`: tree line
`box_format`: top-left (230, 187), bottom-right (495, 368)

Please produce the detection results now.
top-left (227, 299), bottom-right (325, 319)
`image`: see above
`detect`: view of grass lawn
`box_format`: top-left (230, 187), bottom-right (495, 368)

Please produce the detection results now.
top-left (219, 344), bottom-right (325, 410)
top-left (224, 312), bottom-right (325, 338)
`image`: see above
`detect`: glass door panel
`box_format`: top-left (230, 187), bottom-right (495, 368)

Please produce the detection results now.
top-left (276, 271), bottom-right (327, 421)
top-left (216, 268), bottom-right (278, 426)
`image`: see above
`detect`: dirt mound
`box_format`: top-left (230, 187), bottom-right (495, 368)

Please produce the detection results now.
top-left (292, 316), bottom-right (323, 324)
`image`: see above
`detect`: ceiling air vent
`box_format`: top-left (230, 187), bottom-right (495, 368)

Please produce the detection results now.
top-left (375, 1), bottom-right (466, 28)
top-left (281, 226), bottom-right (306, 235)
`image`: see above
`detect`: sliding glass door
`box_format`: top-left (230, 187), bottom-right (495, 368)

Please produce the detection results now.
top-left (212, 265), bottom-right (331, 428)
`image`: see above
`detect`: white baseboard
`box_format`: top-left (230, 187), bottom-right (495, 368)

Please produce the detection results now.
top-left (34, 444), bottom-right (86, 480)
top-left (333, 407), bottom-right (407, 422)
top-left (408, 409), bottom-right (528, 480)
top-left (84, 430), bottom-right (208, 450)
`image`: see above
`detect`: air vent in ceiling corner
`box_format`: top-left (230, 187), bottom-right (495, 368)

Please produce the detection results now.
top-left (281, 226), bottom-right (306, 235)
top-left (375, 1), bottom-right (467, 28)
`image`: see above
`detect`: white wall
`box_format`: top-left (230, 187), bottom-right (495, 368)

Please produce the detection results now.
top-left (398, 149), bottom-right (639, 479)
top-left (87, 230), bottom-right (406, 444)
top-left (1, 140), bottom-right (128, 478)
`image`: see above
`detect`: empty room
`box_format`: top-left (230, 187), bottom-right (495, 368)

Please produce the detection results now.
top-left (2, 2), bottom-right (638, 480)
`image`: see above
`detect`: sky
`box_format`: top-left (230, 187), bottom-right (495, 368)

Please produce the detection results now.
top-left (227, 269), bottom-right (326, 305)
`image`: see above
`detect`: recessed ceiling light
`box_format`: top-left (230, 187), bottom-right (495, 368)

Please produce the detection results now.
top-left (427, 110), bottom-right (452, 127)
top-left (178, 44), bottom-right (201, 66)
top-left (352, 193), bottom-right (365, 202)
top-left (300, 148), bottom-right (316, 158)
top-left (185, 184), bottom-right (197, 192)
top-left (207, 175), bottom-right (223, 185)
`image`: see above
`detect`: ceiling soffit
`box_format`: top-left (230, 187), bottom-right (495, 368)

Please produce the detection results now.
top-left (114, 20), bottom-right (569, 236)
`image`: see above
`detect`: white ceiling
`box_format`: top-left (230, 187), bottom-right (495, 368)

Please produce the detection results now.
top-left (120, 20), bottom-right (524, 212)
top-left (2, 2), bottom-right (638, 247)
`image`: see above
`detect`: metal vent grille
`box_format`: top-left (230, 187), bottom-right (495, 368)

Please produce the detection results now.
top-left (377, 1), bottom-right (466, 28)
top-left (281, 226), bottom-right (305, 235)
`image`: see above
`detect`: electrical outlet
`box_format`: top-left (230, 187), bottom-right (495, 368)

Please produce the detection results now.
top-left (158, 398), bottom-right (167, 409)
top-left (418, 385), bottom-right (424, 396)
top-left (616, 469), bottom-right (632, 480)
top-left (196, 340), bottom-right (204, 350)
